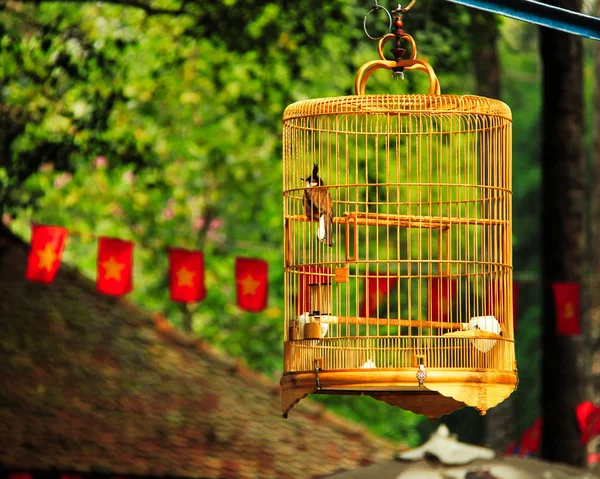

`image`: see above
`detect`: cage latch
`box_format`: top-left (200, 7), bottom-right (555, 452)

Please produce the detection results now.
top-left (416, 364), bottom-right (428, 386)
top-left (314, 358), bottom-right (323, 390)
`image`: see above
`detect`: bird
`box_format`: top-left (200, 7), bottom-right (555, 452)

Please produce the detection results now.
top-left (468, 315), bottom-right (501, 353)
top-left (302, 164), bottom-right (334, 246)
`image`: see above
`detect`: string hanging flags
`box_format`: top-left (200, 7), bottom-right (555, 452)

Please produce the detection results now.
top-left (96, 237), bottom-right (134, 296)
top-left (168, 248), bottom-right (206, 303)
top-left (18, 223), bottom-right (279, 313)
top-left (25, 224), bottom-right (68, 285)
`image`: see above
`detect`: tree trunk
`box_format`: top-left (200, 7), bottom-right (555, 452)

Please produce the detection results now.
top-left (589, 0), bottom-right (600, 471)
top-left (540, 0), bottom-right (586, 466)
top-left (469, 11), bottom-right (500, 99)
top-left (468, 10), bottom-right (516, 453)
top-left (591, 0), bottom-right (600, 406)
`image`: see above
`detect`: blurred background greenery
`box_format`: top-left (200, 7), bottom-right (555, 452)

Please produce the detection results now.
top-left (0, 0), bottom-right (598, 449)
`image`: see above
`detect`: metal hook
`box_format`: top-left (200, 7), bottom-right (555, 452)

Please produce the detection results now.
top-left (392, 70), bottom-right (405, 80)
top-left (363, 3), bottom-right (393, 40)
top-left (416, 364), bottom-right (427, 386)
top-left (314, 359), bottom-right (322, 390)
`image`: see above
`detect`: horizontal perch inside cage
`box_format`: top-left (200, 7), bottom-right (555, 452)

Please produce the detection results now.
top-left (335, 316), bottom-right (464, 329)
top-left (298, 313), bottom-right (466, 329)
top-left (285, 212), bottom-right (508, 228)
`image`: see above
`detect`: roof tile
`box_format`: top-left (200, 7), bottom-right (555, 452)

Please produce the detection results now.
top-left (0, 226), bottom-right (399, 479)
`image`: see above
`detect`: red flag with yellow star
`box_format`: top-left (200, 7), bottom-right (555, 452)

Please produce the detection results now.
top-left (519, 418), bottom-right (542, 456)
top-left (359, 274), bottom-right (398, 317)
top-left (576, 401), bottom-right (600, 445)
top-left (25, 224), bottom-right (68, 284)
top-left (96, 237), bottom-right (133, 296)
top-left (428, 277), bottom-right (457, 322)
top-left (168, 248), bottom-right (205, 303)
top-left (235, 257), bottom-right (268, 312)
top-left (552, 282), bottom-right (580, 335)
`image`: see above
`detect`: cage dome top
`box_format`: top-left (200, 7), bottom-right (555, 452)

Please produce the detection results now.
top-left (283, 95), bottom-right (513, 121)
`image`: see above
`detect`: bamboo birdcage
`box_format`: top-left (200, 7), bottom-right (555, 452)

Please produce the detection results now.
top-left (281, 25), bottom-right (517, 419)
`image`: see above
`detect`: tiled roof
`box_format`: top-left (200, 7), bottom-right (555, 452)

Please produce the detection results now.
top-left (0, 227), bottom-right (399, 479)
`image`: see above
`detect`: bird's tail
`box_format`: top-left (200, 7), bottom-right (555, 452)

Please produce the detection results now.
top-left (318, 213), bottom-right (333, 247)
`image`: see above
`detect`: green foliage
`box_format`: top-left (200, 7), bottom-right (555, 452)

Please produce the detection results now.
top-left (314, 394), bottom-right (423, 444)
top-left (1, 0), bottom-right (564, 447)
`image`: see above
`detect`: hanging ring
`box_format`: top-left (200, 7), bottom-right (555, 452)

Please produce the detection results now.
top-left (363, 4), bottom-right (393, 40)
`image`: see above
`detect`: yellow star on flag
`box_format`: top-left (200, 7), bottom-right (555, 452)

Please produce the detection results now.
top-left (102, 256), bottom-right (125, 281)
top-left (176, 267), bottom-right (196, 287)
top-left (37, 244), bottom-right (58, 272)
top-left (239, 274), bottom-right (261, 296)
top-left (564, 302), bottom-right (574, 319)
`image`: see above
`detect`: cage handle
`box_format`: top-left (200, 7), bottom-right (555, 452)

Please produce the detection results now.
top-left (377, 33), bottom-right (418, 62)
top-left (354, 59), bottom-right (440, 96)
top-left (354, 33), bottom-right (440, 96)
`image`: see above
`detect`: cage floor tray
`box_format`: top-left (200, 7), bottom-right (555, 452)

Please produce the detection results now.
top-left (281, 368), bottom-right (517, 419)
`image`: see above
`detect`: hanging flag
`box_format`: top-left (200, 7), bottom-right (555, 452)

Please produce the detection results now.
top-left (168, 248), bottom-right (206, 303)
top-left (235, 257), bottom-right (268, 312)
top-left (513, 281), bottom-right (519, 331)
top-left (552, 282), bottom-right (581, 335)
top-left (576, 401), bottom-right (600, 445)
top-left (25, 224), bottom-right (68, 284)
top-left (297, 264), bottom-right (331, 314)
top-left (96, 237), bottom-right (133, 296)
top-left (519, 418), bottom-right (542, 457)
top-left (360, 274), bottom-right (398, 317)
top-left (428, 277), bottom-right (457, 322)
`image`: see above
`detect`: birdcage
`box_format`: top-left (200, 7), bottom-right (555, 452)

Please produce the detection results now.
top-left (280, 6), bottom-right (517, 420)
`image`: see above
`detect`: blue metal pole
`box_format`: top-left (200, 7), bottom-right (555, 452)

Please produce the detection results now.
top-left (444, 0), bottom-right (600, 41)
